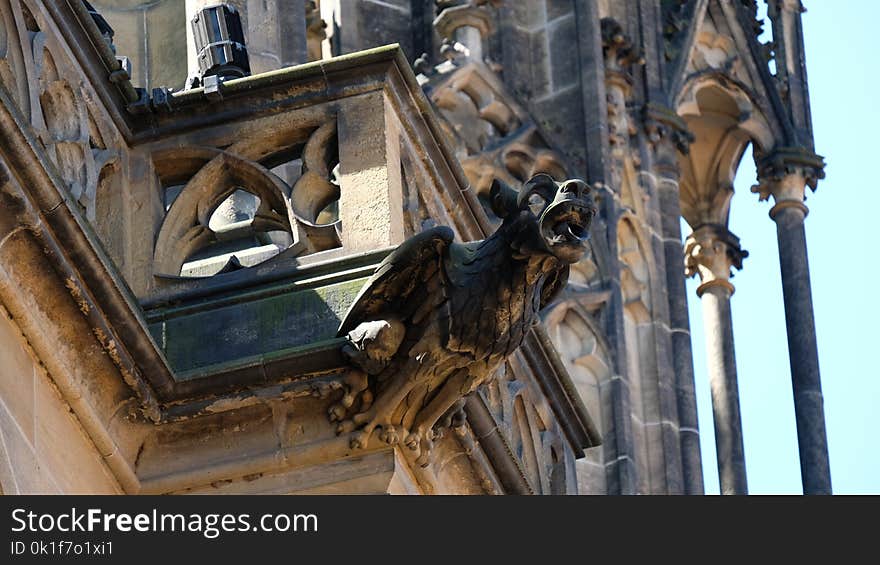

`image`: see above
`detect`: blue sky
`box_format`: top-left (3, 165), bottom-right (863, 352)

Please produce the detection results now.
top-left (686, 0), bottom-right (879, 494)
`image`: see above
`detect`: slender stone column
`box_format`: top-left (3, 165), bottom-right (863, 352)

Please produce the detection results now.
top-left (753, 150), bottom-right (831, 494)
top-left (685, 224), bottom-right (749, 494)
top-left (645, 104), bottom-right (704, 495)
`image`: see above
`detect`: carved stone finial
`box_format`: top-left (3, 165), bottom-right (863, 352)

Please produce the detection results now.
top-left (685, 224), bottom-right (748, 297)
top-left (415, 1), bottom-right (503, 77)
top-left (431, 0), bottom-right (502, 65)
top-left (751, 146), bottom-right (825, 217)
top-left (600, 18), bottom-right (644, 74)
top-left (330, 175), bottom-right (596, 467)
top-left (600, 19), bottom-right (650, 160)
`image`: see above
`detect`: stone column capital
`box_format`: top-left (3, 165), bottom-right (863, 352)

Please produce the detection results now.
top-left (751, 147), bottom-right (825, 218)
top-left (684, 224), bottom-right (749, 297)
top-left (433, 0), bottom-right (498, 42)
top-left (427, 0), bottom-right (503, 67)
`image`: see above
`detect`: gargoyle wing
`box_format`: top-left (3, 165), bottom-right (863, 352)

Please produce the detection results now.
top-left (337, 226), bottom-right (455, 337)
top-left (540, 264), bottom-right (569, 309)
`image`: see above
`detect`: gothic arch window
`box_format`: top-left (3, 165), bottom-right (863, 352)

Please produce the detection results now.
top-left (544, 302), bottom-right (612, 494)
top-left (676, 76), bottom-right (777, 228)
top-left (151, 120), bottom-right (341, 278)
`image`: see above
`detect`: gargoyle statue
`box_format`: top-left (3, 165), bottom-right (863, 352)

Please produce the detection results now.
top-left (330, 174), bottom-right (596, 466)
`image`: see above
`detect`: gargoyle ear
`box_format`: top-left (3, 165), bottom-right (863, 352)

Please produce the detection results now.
top-left (517, 173), bottom-right (557, 209)
top-left (489, 178), bottom-right (518, 218)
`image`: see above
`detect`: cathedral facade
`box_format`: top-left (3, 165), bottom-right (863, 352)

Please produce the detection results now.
top-left (0, 0), bottom-right (829, 494)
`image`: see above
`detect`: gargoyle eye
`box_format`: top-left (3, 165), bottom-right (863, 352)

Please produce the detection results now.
top-left (528, 193), bottom-right (546, 216)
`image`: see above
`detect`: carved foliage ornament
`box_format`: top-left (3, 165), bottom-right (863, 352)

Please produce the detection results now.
top-left (750, 146), bottom-right (825, 204)
top-left (684, 224), bottom-right (748, 295)
top-left (329, 175), bottom-right (596, 466)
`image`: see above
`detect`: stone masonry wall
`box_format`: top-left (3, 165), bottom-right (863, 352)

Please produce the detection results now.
top-left (498, 0), bottom-right (587, 171)
top-left (0, 308), bottom-right (121, 494)
top-left (90, 0), bottom-right (186, 91)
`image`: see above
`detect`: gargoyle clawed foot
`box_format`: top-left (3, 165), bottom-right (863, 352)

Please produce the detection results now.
top-left (337, 404), bottom-right (392, 449)
top-left (404, 427), bottom-right (435, 468)
top-left (328, 369), bottom-right (371, 424)
top-left (378, 425), bottom-right (400, 446)
top-left (345, 422), bottom-right (399, 449)
top-left (438, 398), bottom-right (468, 432)
top-left (336, 408), bottom-right (374, 441)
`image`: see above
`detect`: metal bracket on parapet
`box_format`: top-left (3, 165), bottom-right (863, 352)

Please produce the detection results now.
top-left (150, 88), bottom-right (175, 113)
top-left (202, 75), bottom-right (224, 102)
top-left (126, 88), bottom-right (152, 115)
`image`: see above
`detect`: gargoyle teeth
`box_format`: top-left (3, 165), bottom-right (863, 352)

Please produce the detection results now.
top-left (553, 221), bottom-right (571, 236)
top-left (567, 223), bottom-right (587, 241)
top-left (551, 220), bottom-right (588, 243)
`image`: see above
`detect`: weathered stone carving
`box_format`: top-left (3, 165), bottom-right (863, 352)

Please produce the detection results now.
top-left (684, 224), bottom-right (748, 296)
top-left (331, 174), bottom-right (596, 466)
top-left (601, 17), bottom-right (643, 74)
top-left (601, 18), bottom-right (643, 166)
top-left (426, 62), bottom-right (570, 224)
top-left (0, 1), bottom-right (121, 221)
top-left (751, 146), bottom-right (825, 207)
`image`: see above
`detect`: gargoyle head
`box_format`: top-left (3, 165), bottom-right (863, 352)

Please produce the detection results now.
top-left (490, 174), bottom-right (597, 263)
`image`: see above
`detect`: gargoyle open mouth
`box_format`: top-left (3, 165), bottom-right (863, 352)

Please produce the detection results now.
top-left (542, 203), bottom-right (593, 246)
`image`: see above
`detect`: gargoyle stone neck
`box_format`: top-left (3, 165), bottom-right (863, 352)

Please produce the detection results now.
top-left (500, 212), bottom-right (560, 266)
